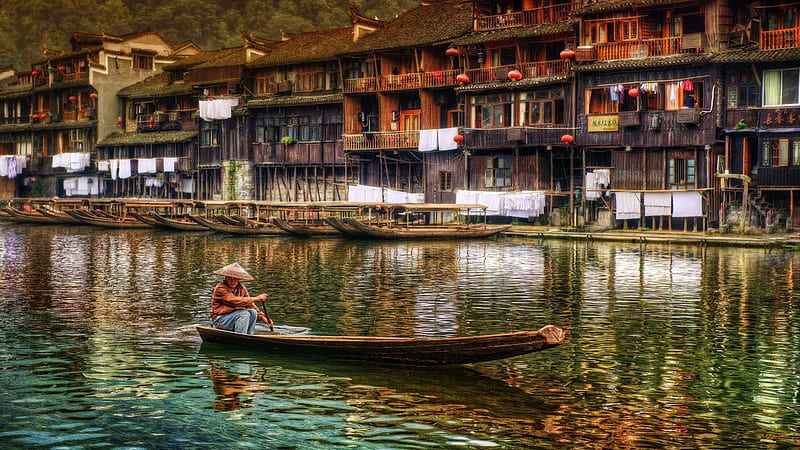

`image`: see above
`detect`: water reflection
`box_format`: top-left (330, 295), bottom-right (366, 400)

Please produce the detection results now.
top-left (1, 223), bottom-right (799, 447)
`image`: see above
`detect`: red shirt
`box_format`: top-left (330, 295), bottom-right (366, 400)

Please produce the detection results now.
top-left (211, 280), bottom-right (265, 320)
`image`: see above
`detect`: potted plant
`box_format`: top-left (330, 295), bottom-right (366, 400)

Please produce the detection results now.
top-left (280, 136), bottom-right (296, 145)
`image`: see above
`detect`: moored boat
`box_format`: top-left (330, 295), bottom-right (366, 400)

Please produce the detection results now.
top-left (273, 217), bottom-right (342, 237)
top-left (196, 325), bottom-right (565, 365)
top-left (3, 206), bottom-right (60, 224)
top-left (149, 212), bottom-right (210, 231)
top-left (323, 216), bottom-right (371, 237)
top-left (65, 210), bottom-right (154, 229)
top-left (188, 214), bottom-right (286, 235)
top-left (37, 207), bottom-right (88, 225)
top-left (341, 217), bottom-right (511, 240)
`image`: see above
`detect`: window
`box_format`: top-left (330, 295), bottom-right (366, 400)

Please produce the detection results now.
top-left (764, 68), bottom-right (800, 106)
top-left (586, 22), bottom-right (610, 44)
top-left (471, 94), bottom-right (513, 128)
top-left (485, 157), bottom-right (512, 188)
top-left (201, 121), bottom-right (219, 146)
top-left (133, 54), bottom-right (153, 70)
top-left (69, 129), bottom-right (85, 152)
top-left (761, 139), bottom-right (797, 166)
top-left (617, 20), bottom-right (638, 41)
top-left (520, 90), bottom-right (564, 125)
top-left (296, 71), bottom-right (325, 92)
top-left (254, 76), bottom-right (276, 95)
top-left (669, 158), bottom-right (695, 189)
top-left (16, 141), bottom-right (32, 156)
top-left (491, 46), bottom-right (516, 66)
top-left (439, 171), bottom-right (452, 192)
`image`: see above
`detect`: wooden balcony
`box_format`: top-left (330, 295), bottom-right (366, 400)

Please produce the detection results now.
top-left (198, 147), bottom-right (220, 167)
top-left (253, 141), bottom-right (344, 164)
top-left (756, 166), bottom-right (800, 187)
top-left (342, 60), bottom-right (569, 93)
top-left (594, 37), bottom-right (690, 61)
top-left (475, 4), bottom-right (572, 31)
top-left (463, 127), bottom-right (565, 148)
top-left (761, 27), bottom-right (800, 50)
top-left (136, 111), bottom-right (191, 132)
top-left (344, 77), bottom-right (381, 93)
top-left (61, 108), bottom-right (95, 122)
top-left (343, 131), bottom-right (419, 151)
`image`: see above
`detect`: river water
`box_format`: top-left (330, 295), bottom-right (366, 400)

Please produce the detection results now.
top-left (0, 223), bottom-right (798, 448)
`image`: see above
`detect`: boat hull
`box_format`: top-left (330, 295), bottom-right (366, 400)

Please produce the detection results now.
top-left (342, 218), bottom-right (511, 240)
top-left (273, 217), bottom-right (342, 237)
top-left (188, 214), bottom-right (286, 235)
top-left (196, 325), bottom-right (565, 365)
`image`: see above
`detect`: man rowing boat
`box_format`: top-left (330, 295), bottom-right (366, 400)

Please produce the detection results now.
top-left (211, 263), bottom-right (273, 334)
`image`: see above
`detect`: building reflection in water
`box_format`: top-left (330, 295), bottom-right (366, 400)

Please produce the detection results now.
top-left (210, 363), bottom-right (266, 412)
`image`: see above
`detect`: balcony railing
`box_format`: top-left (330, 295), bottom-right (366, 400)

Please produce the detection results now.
top-left (475, 4), bottom-right (572, 30)
top-left (343, 130), bottom-right (419, 151)
top-left (761, 27), bottom-right (800, 50)
top-left (343, 60), bottom-right (570, 93)
top-left (594, 37), bottom-right (688, 61)
top-left (463, 127), bottom-right (566, 148)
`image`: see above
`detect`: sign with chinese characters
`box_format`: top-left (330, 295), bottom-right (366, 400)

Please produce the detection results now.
top-left (588, 115), bottom-right (619, 132)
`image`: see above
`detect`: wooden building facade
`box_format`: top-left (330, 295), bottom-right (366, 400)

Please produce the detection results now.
top-left (246, 28), bottom-right (354, 202)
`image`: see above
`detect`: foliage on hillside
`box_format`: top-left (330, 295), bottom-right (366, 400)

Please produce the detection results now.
top-left (0, 0), bottom-right (418, 70)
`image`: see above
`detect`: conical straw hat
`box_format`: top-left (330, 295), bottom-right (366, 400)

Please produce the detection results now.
top-left (213, 262), bottom-right (254, 280)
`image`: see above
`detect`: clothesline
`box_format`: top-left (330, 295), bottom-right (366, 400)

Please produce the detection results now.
top-left (596, 75), bottom-right (710, 88)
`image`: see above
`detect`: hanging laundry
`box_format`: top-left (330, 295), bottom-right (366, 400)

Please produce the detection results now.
top-left (118, 159), bottom-right (132, 179)
top-left (163, 157), bottom-right (178, 173)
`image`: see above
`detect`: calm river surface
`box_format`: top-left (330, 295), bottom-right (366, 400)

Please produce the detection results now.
top-left (0, 223), bottom-right (799, 448)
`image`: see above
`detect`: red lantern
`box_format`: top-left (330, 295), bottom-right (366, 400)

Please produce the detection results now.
top-left (560, 49), bottom-right (576, 59)
top-left (31, 70), bottom-right (39, 77)
top-left (508, 70), bottom-right (523, 81)
top-left (90, 93), bottom-right (98, 100)
top-left (117, 116), bottom-right (123, 127)
top-left (453, 134), bottom-right (465, 144)
top-left (445, 47), bottom-right (459, 57)
top-left (628, 88), bottom-right (639, 98)
top-left (69, 95), bottom-right (77, 102)
top-left (456, 74), bottom-right (470, 84)
top-left (58, 66), bottom-right (66, 72)
top-left (561, 134), bottom-right (575, 145)
top-left (148, 116), bottom-right (155, 127)
top-left (31, 114), bottom-right (39, 120)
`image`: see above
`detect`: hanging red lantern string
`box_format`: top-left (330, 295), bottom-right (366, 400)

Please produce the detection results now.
top-left (90, 93), bottom-right (98, 100)
top-left (456, 74), bottom-right (470, 84)
top-left (507, 70), bottom-right (523, 81)
top-left (561, 134), bottom-right (575, 145)
top-left (453, 134), bottom-right (465, 145)
top-left (560, 48), bottom-right (576, 59)
top-left (445, 47), bottom-right (459, 57)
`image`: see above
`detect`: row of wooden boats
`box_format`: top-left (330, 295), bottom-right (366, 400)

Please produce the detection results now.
top-left (1, 200), bottom-right (512, 240)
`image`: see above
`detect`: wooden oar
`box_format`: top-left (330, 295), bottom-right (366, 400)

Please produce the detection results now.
top-left (259, 300), bottom-right (274, 331)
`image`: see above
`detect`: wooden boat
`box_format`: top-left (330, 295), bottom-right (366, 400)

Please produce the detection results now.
top-left (324, 216), bottom-right (371, 237)
top-left (65, 209), bottom-right (154, 229)
top-left (148, 212), bottom-right (209, 231)
top-left (196, 325), bottom-right (565, 365)
top-left (188, 214), bottom-right (286, 235)
top-left (37, 207), bottom-right (88, 225)
top-left (129, 211), bottom-right (160, 226)
top-left (341, 217), bottom-right (511, 240)
top-left (3, 206), bottom-right (59, 224)
top-left (273, 217), bottom-right (342, 237)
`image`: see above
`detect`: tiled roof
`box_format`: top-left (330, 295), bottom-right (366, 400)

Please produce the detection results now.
top-left (248, 28), bottom-right (353, 68)
top-left (97, 130), bottom-right (197, 146)
top-left (118, 74), bottom-right (194, 99)
top-left (572, 0), bottom-right (684, 16)
top-left (572, 53), bottom-right (710, 72)
top-left (0, 78), bottom-right (91, 100)
top-left (0, 120), bottom-right (96, 134)
top-left (192, 47), bottom-right (252, 69)
top-left (165, 48), bottom-right (240, 71)
top-left (341, 0), bottom-right (473, 55)
top-left (711, 47), bottom-right (800, 63)
top-left (455, 75), bottom-right (572, 92)
top-left (246, 93), bottom-right (343, 108)
top-left (453, 21), bottom-right (577, 46)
